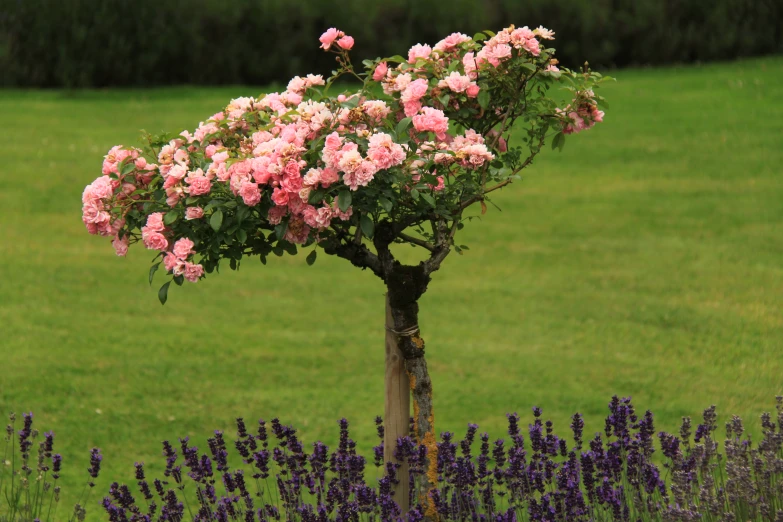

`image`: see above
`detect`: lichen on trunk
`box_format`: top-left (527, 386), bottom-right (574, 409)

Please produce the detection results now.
top-left (385, 263), bottom-right (438, 518)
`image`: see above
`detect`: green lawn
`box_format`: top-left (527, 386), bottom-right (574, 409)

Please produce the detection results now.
top-left (1, 57), bottom-right (782, 518)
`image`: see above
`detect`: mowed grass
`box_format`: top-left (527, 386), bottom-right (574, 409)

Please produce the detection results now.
top-left (1, 57), bottom-right (782, 517)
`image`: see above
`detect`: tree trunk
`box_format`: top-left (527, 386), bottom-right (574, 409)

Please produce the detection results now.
top-left (406, 347), bottom-right (437, 519)
top-left (385, 294), bottom-right (411, 513)
top-left (385, 265), bottom-right (438, 520)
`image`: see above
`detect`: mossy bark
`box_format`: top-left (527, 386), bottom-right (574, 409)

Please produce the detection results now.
top-left (386, 264), bottom-right (438, 519)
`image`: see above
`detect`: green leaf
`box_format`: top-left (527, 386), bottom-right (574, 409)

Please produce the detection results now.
top-left (439, 94), bottom-right (450, 107)
top-left (236, 205), bottom-right (249, 223)
top-left (472, 32), bottom-right (486, 42)
top-left (551, 132), bottom-right (565, 151)
top-left (164, 211), bottom-right (178, 225)
top-left (420, 193), bottom-right (436, 207)
top-left (519, 62), bottom-right (536, 73)
top-left (148, 262), bottom-right (160, 286)
top-left (410, 188), bottom-right (420, 200)
top-left (185, 196), bottom-right (199, 205)
top-left (274, 222), bottom-right (288, 241)
top-left (306, 250), bottom-right (317, 266)
top-left (360, 215), bottom-right (375, 238)
top-left (210, 209), bottom-right (224, 231)
top-left (236, 229), bottom-right (248, 244)
top-left (477, 89), bottom-right (491, 110)
top-left (384, 54), bottom-right (406, 63)
top-left (121, 161), bottom-right (136, 175)
top-left (338, 190), bottom-right (352, 212)
top-left (379, 196), bottom-right (393, 212)
top-left (395, 117), bottom-right (412, 138)
top-left (341, 96), bottom-right (360, 109)
top-left (158, 281), bottom-right (171, 305)
top-left (173, 275), bottom-right (184, 286)
top-left (308, 187), bottom-right (327, 204)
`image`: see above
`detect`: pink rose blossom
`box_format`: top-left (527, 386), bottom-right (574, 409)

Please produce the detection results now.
top-left (284, 217), bottom-right (311, 245)
top-left (403, 100), bottom-right (423, 118)
top-left (372, 62), bottom-right (388, 81)
top-left (187, 175), bottom-right (212, 196)
top-left (466, 84), bottom-right (480, 98)
top-left (271, 187), bottom-right (289, 206)
top-left (143, 231), bottom-right (168, 252)
top-left (183, 262), bottom-right (204, 283)
top-left (324, 132), bottom-right (343, 151)
top-left (144, 212), bottom-right (166, 232)
top-left (407, 43), bottom-right (432, 63)
top-left (112, 235), bottom-right (129, 257)
top-left (533, 26), bottom-right (555, 40)
top-left (319, 167), bottom-right (340, 187)
top-left (440, 71), bottom-right (472, 93)
top-left (164, 253), bottom-right (184, 275)
top-left (166, 187), bottom-right (183, 207)
top-left (267, 205), bottom-right (288, 225)
top-left (287, 76), bottom-right (307, 94)
top-left (173, 238), bottom-right (195, 260)
top-left (319, 28), bottom-right (343, 50)
top-left (303, 168), bottom-right (321, 186)
top-left (412, 107), bottom-right (450, 140)
top-left (342, 160), bottom-right (376, 190)
top-left (463, 52), bottom-right (479, 79)
top-left (173, 149), bottom-right (190, 166)
top-left (484, 43), bottom-right (512, 65)
top-left (239, 181), bottom-right (262, 206)
top-left (401, 79), bottom-right (428, 103)
top-left (185, 207), bottom-right (204, 220)
top-left (433, 32), bottom-right (471, 52)
top-left (212, 151), bottom-right (229, 164)
top-left (305, 74), bottom-right (325, 87)
top-left (362, 100), bottom-right (391, 122)
top-left (367, 133), bottom-right (406, 170)
top-left (523, 38), bottom-right (540, 56)
top-left (337, 36), bottom-right (354, 50)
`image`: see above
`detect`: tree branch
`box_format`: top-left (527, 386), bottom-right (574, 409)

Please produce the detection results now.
top-left (322, 224), bottom-right (384, 278)
top-left (458, 179), bottom-right (513, 210)
top-left (396, 232), bottom-right (436, 252)
top-left (322, 240), bottom-right (384, 279)
top-left (423, 215), bottom-right (460, 275)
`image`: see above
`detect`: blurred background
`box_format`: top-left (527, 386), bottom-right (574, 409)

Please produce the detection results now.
top-left (1, 1), bottom-right (782, 519)
top-left (1, 0), bottom-right (781, 87)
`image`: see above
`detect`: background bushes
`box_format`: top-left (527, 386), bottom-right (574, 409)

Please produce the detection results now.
top-left (1, 0), bottom-right (781, 88)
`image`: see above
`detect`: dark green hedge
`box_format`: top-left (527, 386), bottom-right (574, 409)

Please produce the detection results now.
top-left (1, 0), bottom-right (780, 87)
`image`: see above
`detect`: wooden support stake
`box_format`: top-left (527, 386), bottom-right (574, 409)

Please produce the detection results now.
top-left (385, 293), bottom-right (411, 513)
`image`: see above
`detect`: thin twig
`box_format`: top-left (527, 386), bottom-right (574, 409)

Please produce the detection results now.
top-left (397, 232), bottom-right (436, 252)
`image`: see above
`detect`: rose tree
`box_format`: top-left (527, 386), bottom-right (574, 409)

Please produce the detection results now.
top-left (81, 25), bottom-right (608, 514)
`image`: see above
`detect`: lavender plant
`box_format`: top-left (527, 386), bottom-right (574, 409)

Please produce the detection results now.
top-left (1, 412), bottom-right (103, 522)
top-left (101, 397), bottom-right (783, 522)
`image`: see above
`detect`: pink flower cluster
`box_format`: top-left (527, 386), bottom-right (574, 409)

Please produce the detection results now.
top-left (319, 28), bottom-right (354, 51)
top-left (139, 213), bottom-right (204, 282)
top-left (83, 23), bottom-right (600, 289)
top-left (83, 146), bottom-right (157, 254)
top-left (163, 238), bottom-right (204, 283)
top-left (431, 129), bottom-right (495, 169)
top-left (558, 92), bottom-right (605, 134)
